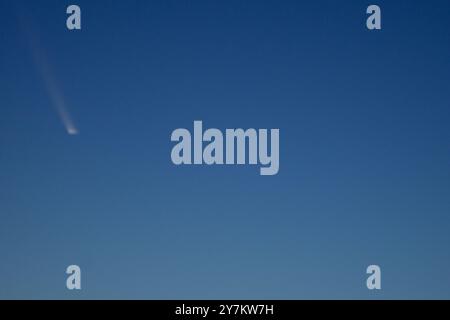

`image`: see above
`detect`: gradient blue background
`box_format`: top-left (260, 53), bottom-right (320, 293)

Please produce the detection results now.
top-left (1, 0), bottom-right (450, 299)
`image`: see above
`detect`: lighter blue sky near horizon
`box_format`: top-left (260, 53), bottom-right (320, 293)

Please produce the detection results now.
top-left (1, 0), bottom-right (450, 299)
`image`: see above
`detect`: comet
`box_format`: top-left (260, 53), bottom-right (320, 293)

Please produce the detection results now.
top-left (17, 10), bottom-right (79, 135)
top-left (34, 55), bottom-right (79, 135)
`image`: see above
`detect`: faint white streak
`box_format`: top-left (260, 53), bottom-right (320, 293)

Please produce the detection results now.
top-left (18, 12), bottom-right (79, 135)
top-left (36, 58), bottom-right (79, 135)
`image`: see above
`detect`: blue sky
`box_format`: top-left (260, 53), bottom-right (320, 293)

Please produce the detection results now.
top-left (0, 0), bottom-right (450, 299)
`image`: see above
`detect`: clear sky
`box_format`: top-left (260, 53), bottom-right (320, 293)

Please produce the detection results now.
top-left (0, 0), bottom-right (450, 299)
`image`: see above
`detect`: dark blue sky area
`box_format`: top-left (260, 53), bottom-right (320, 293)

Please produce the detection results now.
top-left (0, 0), bottom-right (450, 298)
